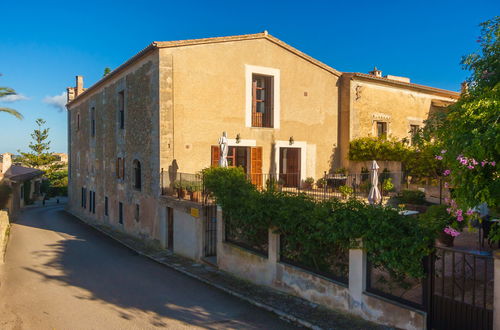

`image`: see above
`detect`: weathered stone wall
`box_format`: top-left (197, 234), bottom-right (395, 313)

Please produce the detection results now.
top-left (67, 50), bottom-right (162, 241)
top-left (0, 210), bottom-right (10, 263)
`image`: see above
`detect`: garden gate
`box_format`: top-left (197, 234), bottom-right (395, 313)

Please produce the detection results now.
top-left (429, 246), bottom-right (494, 330)
top-left (203, 203), bottom-right (217, 257)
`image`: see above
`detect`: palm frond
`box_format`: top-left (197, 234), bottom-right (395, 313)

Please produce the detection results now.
top-left (0, 107), bottom-right (23, 120)
top-left (0, 87), bottom-right (16, 98)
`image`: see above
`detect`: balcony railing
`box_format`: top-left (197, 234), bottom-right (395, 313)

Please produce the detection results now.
top-left (160, 169), bottom-right (410, 203)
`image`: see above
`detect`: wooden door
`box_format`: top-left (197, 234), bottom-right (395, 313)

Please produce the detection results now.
top-left (280, 148), bottom-right (301, 187)
top-left (250, 147), bottom-right (262, 187)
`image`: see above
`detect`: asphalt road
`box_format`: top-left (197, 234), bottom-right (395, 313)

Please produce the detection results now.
top-left (0, 205), bottom-right (298, 329)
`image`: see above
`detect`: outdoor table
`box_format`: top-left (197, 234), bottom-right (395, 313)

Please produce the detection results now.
top-left (399, 210), bottom-right (419, 216)
top-left (325, 176), bottom-right (347, 189)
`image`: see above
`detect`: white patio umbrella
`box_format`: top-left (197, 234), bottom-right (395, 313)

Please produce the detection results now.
top-left (368, 160), bottom-right (381, 205)
top-left (218, 131), bottom-right (229, 168)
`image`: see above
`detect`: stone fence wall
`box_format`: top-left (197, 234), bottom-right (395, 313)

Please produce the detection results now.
top-left (0, 210), bottom-right (10, 263)
top-left (216, 207), bottom-right (500, 330)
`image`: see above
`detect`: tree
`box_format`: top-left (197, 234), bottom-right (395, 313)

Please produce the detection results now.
top-left (424, 17), bottom-right (499, 208)
top-left (0, 74), bottom-right (23, 120)
top-left (18, 118), bottom-right (67, 197)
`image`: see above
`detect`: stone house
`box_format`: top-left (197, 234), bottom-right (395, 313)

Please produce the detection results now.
top-left (338, 68), bottom-right (459, 173)
top-left (0, 153), bottom-right (44, 216)
top-left (65, 32), bottom-right (459, 256)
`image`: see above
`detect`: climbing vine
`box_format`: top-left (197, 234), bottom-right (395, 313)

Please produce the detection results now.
top-left (203, 167), bottom-right (436, 279)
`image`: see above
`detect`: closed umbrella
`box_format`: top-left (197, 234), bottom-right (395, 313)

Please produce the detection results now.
top-left (218, 131), bottom-right (229, 168)
top-left (368, 160), bottom-right (381, 205)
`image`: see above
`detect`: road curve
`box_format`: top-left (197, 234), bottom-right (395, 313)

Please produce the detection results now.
top-left (0, 205), bottom-right (298, 329)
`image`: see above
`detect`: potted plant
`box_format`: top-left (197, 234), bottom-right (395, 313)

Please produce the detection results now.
top-left (187, 181), bottom-right (202, 202)
top-left (339, 185), bottom-right (354, 199)
top-left (420, 204), bottom-right (465, 247)
top-left (173, 180), bottom-right (187, 199)
top-left (316, 177), bottom-right (327, 189)
top-left (382, 178), bottom-right (395, 197)
top-left (304, 177), bottom-right (314, 190)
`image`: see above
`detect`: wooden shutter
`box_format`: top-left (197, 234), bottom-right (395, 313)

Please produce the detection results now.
top-left (121, 158), bottom-right (125, 179)
top-left (250, 147), bottom-right (263, 187)
top-left (265, 76), bottom-right (274, 128)
top-left (211, 146), bottom-right (220, 167)
top-left (116, 158), bottom-right (120, 178)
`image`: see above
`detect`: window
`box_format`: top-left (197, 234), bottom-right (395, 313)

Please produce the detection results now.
top-left (91, 107), bottom-right (95, 137)
top-left (118, 91), bottom-right (125, 129)
top-left (245, 65), bottom-right (280, 129)
top-left (133, 160), bottom-right (141, 190)
top-left (376, 121), bottom-right (387, 139)
top-left (135, 204), bottom-right (140, 222)
top-left (81, 187), bottom-right (87, 208)
top-left (89, 190), bottom-right (92, 212)
top-left (104, 196), bottom-right (108, 216)
top-left (410, 125), bottom-right (419, 145)
top-left (118, 202), bottom-right (123, 224)
top-left (92, 191), bottom-right (96, 214)
top-left (116, 157), bottom-right (125, 179)
top-left (77, 113), bottom-right (80, 131)
top-left (252, 74), bottom-right (274, 128)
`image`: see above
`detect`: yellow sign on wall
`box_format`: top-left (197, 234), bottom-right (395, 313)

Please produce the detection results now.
top-left (190, 207), bottom-right (199, 218)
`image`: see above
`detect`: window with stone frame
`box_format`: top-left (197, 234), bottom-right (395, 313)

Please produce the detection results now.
top-left (133, 159), bottom-right (141, 190)
top-left (409, 124), bottom-right (420, 145)
top-left (252, 74), bottom-right (274, 128)
top-left (376, 121), bottom-right (388, 139)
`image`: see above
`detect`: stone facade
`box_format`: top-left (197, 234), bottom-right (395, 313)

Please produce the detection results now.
top-left (338, 71), bottom-right (459, 170)
top-left (66, 32), bottom-right (459, 245)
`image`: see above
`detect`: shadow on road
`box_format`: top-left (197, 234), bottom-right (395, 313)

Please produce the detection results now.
top-left (16, 205), bottom-right (290, 329)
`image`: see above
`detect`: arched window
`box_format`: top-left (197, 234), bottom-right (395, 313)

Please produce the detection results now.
top-left (134, 160), bottom-right (141, 190)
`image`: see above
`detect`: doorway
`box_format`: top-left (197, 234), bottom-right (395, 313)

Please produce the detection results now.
top-left (167, 207), bottom-right (174, 251)
top-left (279, 147), bottom-right (301, 187)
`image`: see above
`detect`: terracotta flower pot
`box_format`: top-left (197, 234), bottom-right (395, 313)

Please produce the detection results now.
top-left (437, 231), bottom-right (455, 247)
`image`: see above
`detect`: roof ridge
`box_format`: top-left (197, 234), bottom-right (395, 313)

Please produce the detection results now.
top-left (345, 72), bottom-right (460, 97)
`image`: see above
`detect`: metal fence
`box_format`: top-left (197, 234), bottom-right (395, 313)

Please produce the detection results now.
top-left (225, 214), bottom-right (269, 257)
top-left (160, 169), bottom-right (410, 203)
top-left (280, 235), bottom-right (349, 284)
top-left (366, 257), bottom-right (428, 310)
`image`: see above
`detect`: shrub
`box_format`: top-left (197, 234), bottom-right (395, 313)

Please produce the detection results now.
top-left (399, 190), bottom-right (426, 205)
top-left (203, 168), bottom-right (435, 279)
top-left (382, 178), bottom-right (395, 193)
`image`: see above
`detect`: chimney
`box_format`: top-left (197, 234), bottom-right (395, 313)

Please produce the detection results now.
top-left (75, 75), bottom-right (84, 96)
top-left (369, 66), bottom-right (383, 77)
top-left (67, 87), bottom-right (75, 102)
top-left (1, 153), bottom-right (12, 174)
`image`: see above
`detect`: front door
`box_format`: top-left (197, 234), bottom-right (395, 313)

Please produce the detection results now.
top-left (279, 148), bottom-right (301, 187)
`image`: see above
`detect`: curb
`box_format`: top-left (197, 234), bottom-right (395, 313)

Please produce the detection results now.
top-left (68, 208), bottom-right (320, 329)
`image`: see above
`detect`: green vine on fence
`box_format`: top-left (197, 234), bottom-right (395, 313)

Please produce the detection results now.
top-left (203, 167), bottom-right (436, 279)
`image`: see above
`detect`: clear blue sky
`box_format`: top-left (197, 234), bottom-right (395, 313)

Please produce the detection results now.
top-left (1, 0), bottom-right (498, 154)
